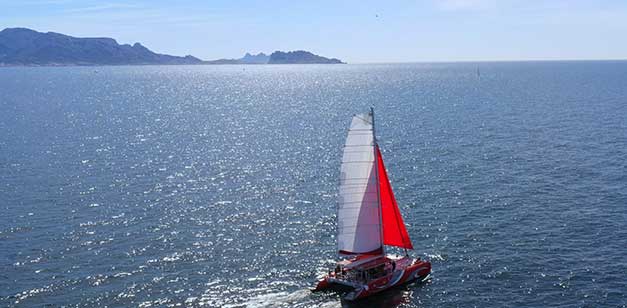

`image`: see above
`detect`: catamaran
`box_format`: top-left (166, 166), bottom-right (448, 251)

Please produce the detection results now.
top-left (313, 108), bottom-right (431, 300)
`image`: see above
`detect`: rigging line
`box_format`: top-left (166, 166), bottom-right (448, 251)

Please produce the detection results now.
top-left (341, 160), bottom-right (376, 164)
top-left (339, 201), bottom-right (378, 206)
top-left (339, 202), bottom-right (379, 207)
top-left (340, 177), bottom-right (377, 181)
top-left (343, 145), bottom-right (374, 148)
top-left (339, 184), bottom-right (375, 188)
top-left (338, 224), bottom-right (382, 230)
top-left (339, 190), bottom-right (378, 195)
top-left (353, 114), bottom-right (373, 125)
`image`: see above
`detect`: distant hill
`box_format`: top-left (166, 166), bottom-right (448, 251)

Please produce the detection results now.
top-left (240, 52), bottom-right (270, 64)
top-left (204, 52), bottom-right (269, 65)
top-left (0, 28), bottom-right (202, 66)
top-left (0, 27), bottom-right (346, 66)
top-left (203, 58), bottom-right (242, 65)
top-left (268, 50), bottom-right (344, 64)
top-left (204, 51), bottom-right (344, 64)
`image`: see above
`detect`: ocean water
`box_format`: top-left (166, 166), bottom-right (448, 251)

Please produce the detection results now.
top-left (1, 62), bottom-right (626, 307)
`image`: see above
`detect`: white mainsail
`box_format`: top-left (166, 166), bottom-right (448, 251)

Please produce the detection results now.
top-left (337, 112), bottom-right (382, 254)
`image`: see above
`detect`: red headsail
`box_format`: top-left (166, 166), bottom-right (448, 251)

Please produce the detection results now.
top-left (376, 146), bottom-right (414, 250)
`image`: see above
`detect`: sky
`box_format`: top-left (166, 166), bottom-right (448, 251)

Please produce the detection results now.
top-left (1, 0), bottom-right (627, 63)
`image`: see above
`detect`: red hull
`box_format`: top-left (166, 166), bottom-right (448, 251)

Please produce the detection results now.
top-left (313, 256), bottom-right (431, 300)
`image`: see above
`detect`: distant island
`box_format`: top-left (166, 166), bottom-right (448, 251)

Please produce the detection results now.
top-left (205, 52), bottom-right (271, 64)
top-left (207, 51), bottom-right (344, 65)
top-left (0, 28), bottom-right (345, 66)
top-left (268, 51), bottom-right (344, 64)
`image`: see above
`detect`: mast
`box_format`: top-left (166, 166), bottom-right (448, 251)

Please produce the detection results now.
top-left (371, 107), bottom-right (386, 256)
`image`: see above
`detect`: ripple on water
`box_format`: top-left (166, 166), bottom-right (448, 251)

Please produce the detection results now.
top-left (1, 63), bottom-right (626, 307)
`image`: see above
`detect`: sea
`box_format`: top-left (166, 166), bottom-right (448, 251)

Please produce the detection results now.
top-left (1, 62), bottom-right (626, 307)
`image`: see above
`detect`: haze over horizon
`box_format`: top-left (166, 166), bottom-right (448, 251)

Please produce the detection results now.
top-left (1, 0), bottom-right (627, 63)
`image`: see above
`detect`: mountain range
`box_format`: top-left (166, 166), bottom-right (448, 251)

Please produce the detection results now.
top-left (207, 51), bottom-right (344, 64)
top-left (0, 28), bottom-right (345, 66)
top-left (0, 28), bottom-right (202, 65)
top-left (203, 52), bottom-right (271, 65)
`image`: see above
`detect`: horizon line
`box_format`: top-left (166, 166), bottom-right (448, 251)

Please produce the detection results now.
top-left (3, 58), bottom-right (627, 68)
top-left (350, 58), bottom-right (627, 65)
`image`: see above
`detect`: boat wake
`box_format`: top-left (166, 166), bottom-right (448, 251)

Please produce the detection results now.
top-left (224, 289), bottom-right (338, 308)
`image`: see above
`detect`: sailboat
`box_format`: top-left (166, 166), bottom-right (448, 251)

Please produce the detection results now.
top-left (313, 108), bottom-right (431, 300)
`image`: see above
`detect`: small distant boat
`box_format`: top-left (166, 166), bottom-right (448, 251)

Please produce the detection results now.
top-left (313, 108), bottom-right (431, 300)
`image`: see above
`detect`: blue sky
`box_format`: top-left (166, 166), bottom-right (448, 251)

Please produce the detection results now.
top-left (1, 0), bottom-right (627, 63)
